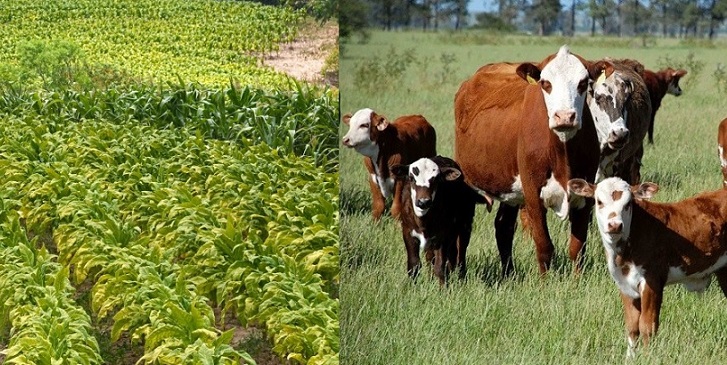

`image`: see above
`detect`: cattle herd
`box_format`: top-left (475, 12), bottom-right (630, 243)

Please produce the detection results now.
top-left (342, 45), bottom-right (727, 357)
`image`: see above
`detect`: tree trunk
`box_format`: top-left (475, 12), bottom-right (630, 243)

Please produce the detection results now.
top-left (591, 16), bottom-right (596, 36)
top-left (571, 0), bottom-right (576, 36)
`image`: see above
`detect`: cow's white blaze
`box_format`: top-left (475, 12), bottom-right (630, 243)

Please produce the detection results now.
top-left (411, 229), bottom-right (427, 251)
top-left (540, 174), bottom-right (568, 219)
top-left (409, 158), bottom-right (439, 217)
top-left (591, 177), bottom-right (634, 247)
top-left (539, 45), bottom-right (589, 142)
top-left (342, 108), bottom-right (379, 158)
top-left (589, 72), bottom-right (630, 153)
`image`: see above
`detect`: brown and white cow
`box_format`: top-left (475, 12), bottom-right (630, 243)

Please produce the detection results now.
top-left (392, 156), bottom-right (492, 283)
top-left (642, 68), bottom-right (688, 144)
top-left (589, 59), bottom-right (652, 184)
top-left (455, 45), bottom-right (607, 275)
top-left (568, 177), bottom-right (727, 357)
top-left (342, 109), bottom-right (437, 221)
top-left (719, 117), bottom-right (727, 188)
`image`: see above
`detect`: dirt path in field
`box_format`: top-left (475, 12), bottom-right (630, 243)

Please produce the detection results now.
top-left (265, 21), bottom-right (338, 87)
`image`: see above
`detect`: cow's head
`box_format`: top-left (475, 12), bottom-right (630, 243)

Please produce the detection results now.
top-left (568, 177), bottom-right (658, 246)
top-left (588, 61), bottom-right (633, 151)
top-left (392, 158), bottom-right (462, 217)
top-left (515, 45), bottom-right (605, 142)
top-left (664, 68), bottom-right (688, 96)
top-left (342, 108), bottom-right (389, 158)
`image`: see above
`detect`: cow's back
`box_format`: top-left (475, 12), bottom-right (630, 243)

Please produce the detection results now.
top-left (390, 115), bottom-right (437, 165)
top-left (454, 62), bottom-right (527, 194)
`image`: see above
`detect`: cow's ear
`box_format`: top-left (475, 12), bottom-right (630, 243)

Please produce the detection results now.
top-left (632, 182), bottom-right (658, 200)
top-left (568, 179), bottom-right (595, 198)
top-left (674, 69), bottom-right (687, 78)
top-left (440, 167), bottom-right (461, 182)
top-left (516, 63), bottom-right (541, 85)
top-left (374, 114), bottom-right (389, 131)
top-left (342, 113), bottom-right (352, 125)
top-left (589, 61), bottom-right (614, 82)
top-left (391, 164), bottom-right (409, 180)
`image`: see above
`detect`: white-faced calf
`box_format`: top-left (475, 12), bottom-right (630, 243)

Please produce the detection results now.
top-left (342, 108), bottom-right (436, 221)
top-left (569, 177), bottom-right (727, 357)
top-left (392, 156), bottom-right (492, 284)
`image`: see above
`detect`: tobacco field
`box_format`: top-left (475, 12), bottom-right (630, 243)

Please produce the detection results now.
top-left (0, 0), bottom-right (339, 364)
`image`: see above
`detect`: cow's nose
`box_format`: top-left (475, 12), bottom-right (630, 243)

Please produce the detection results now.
top-left (342, 137), bottom-right (351, 147)
top-left (608, 221), bottom-right (623, 233)
top-left (554, 110), bottom-right (577, 127)
top-left (608, 129), bottom-right (630, 149)
top-left (416, 198), bottom-right (432, 209)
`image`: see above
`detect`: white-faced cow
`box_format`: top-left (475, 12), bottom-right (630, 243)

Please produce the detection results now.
top-left (642, 68), bottom-right (688, 144)
top-left (392, 156), bottom-right (492, 283)
top-left (342, 108), bottom-right (436, 221)
top-left (455, 45), bottom-right (607, 275)
top-left (589, 59), bottom-right (652, 184)
top-left (719, 117), bottom-right (727, 188)
top-left (569, 177), bottom-right (727, 357)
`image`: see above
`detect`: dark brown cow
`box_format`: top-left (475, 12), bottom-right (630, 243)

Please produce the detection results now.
top-left (569, 177), bottom-right (727, 357)
top-left (642, 68), bottom-right (688, 144)
top-left (589, 59), bottom-right (652, 184)
top-left (719, 117), bottom-right (727, 188)
top-left (454, 46), bottom-right (608, 275)
top-left (392, 156), bottom-right (492, 283)
top-left (342, 108), bottom-right (436, 221)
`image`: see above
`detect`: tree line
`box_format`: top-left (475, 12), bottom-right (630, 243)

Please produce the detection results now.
top-left (340, 0), bottom-right (727, 37)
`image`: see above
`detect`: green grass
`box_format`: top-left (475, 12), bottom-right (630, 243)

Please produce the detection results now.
top-left (340, 31), bottom-right (727, 364)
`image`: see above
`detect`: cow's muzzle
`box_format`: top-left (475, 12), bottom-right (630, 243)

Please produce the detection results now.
top-left (607, 128), bottom-right (630, 150)
top-left (416, 198), bottom-right (432, 210)
top-left (552, 110), bottom-right (578, 131)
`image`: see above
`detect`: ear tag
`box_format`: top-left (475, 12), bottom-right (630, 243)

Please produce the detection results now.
top-left (596, 70), bottom-right (606, 84)
top-left (526, 75), bottom-right (538, 85)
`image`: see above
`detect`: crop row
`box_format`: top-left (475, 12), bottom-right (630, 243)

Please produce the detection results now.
top-left (0, 107), bottom-right (339, 363)
top-left (0, 0), bottom-right (303, 88)
top-left (0, 202), bottom-right (102, 364)
top-left (0, 82), bottom-right (339, 171)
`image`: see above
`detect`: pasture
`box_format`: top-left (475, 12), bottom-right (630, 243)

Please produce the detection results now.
top-left (340, 32), bottom-right (727, 364)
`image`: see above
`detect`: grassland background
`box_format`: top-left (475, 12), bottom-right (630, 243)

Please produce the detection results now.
top-left (339, 32), bottom-right (727, 364)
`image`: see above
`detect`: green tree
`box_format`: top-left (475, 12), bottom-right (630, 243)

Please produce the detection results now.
top-left (528, 0), bottom-right (561, 35)
top-left (340, 0), bottom-right (369, 38)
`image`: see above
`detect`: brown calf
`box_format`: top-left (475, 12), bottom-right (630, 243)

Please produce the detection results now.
top-left (642, 68), bottom-right (687, 144)
top-left (392, 156), bottom-right (491, 283)
top-left (342, 108), bottom-right (436, 220)
top-left (569, 177), bottom-right (727, 357)
top-left (454, 46), bottom-right (606, 276)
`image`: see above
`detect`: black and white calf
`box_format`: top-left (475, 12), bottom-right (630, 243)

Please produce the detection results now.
top-left (392, 156), bottom-right (492, 284)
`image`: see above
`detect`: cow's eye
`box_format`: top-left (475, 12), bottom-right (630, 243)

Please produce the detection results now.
top-left (577, 78), bottom-right (588, 93)
top-left (596, 199), bottom-right (603, 208)
top-left (540, 80), bottom-right (552, 94)
top-left (360, 123), bottom-right (369, 129)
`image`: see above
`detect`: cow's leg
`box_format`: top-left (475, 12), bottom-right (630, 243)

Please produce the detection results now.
top-left (455, 207), bottom-right (476, 280)
top-left (402, 230), bottom-right (421, 279)
top-left (523, 200), bottom-right (553, 275)
top-left (714, 267), bottom-right (727, 298)
top-left (432, 248), bottom-right (446, 285)
top-left (638, 281), bottom-right (664, 348)
top-left (647, 115), bottom-right (655, 144)
top-left (568, 201), bottom-right (592, 273)
top-left (364, 158), bottom-right (386, 221)
top-left (621, 292), bottom-right (642, 358)
top-left (391, 180), bottom-right (404, 220)
top-left (494, 203), bottom-right (518, 277)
